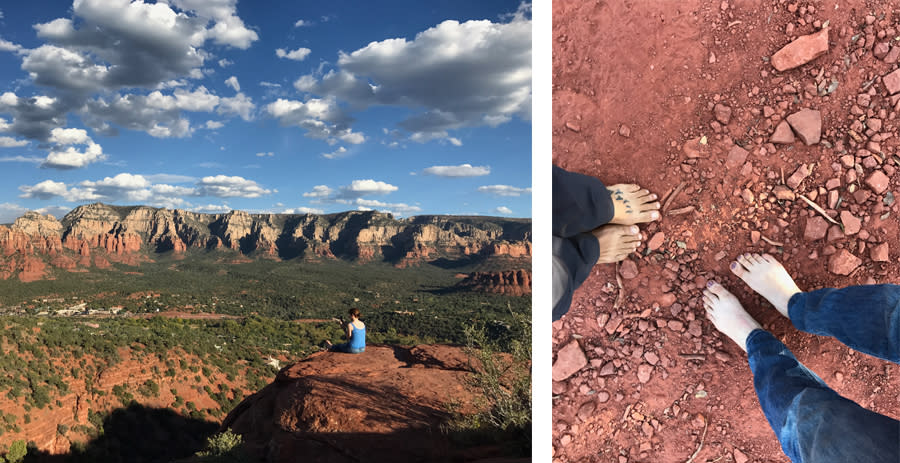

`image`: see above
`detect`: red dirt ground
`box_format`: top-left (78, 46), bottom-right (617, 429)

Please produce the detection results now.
top-left (552, 1), bottom-right (900, 462)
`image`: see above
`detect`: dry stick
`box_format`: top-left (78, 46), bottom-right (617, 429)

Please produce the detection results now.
top-left (662, 181), bottom-right (687, 214)
top-left (760, 235), bottom-right (784, 247)
top-left (670, 206), bottom-right (696, 216)
top-left (678, 353), bottom-right (706, 361)
top-left (685, 416), bottom-right (708, 463)
top-left (613, 262), bottom-right (625, 310)
top-left (799, 194), bottom-right (840, 225)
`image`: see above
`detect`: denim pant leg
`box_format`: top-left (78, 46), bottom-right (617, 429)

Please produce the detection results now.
top-left (746, 329), bottom-right (900, 463)
top-left (788, 285), bottom-right (900, 363)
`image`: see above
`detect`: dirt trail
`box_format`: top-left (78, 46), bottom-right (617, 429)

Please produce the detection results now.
top-left (553, 1), bottom-right (900, 462)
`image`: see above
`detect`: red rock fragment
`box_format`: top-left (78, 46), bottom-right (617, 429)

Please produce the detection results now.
top-left (803, 216), bottom-right (829, 241)
top-left (874, 42), bottom-right (891, 60)
top-left (644, 351), bottom-right (659, 365)
top-left (828, 249), bottom-right (862, 275)
top-left (636, 364), bottom-right (653, 383)
top-left (647, 232), bottom-right (665, 251)
top-left (866, 170), bottom-right (890, 194)
top-left (871, 243), bottom-right (889, 262)
top-left (770, 120), bottom-right (795, 144)
top-left (885, 46), bottom-right (900, 64)
top-left (618, 124), bottom-right (631, 138)
top-left (884, 69), bottom-right (900, 95)
top-left (552, 341), bottom-right (587, 381)
top-left (725, 145), bottom-right (749, 170)
top-left (714, 103), bottom-right (732, 124)
top-left (773, 185), bottom-right (796, 201)
top-left (619, 259), bottom-right (639, 279)
top-left (733, 449), bottom-right (750, 463)
top-left (786, 109), bottom-right (822, 145)
top-left (771, 28), bottom-right (829, 71)
top-left (840, 211), bottom-right (861, 235)
top-left (786, 164), bottom-right (811, 189)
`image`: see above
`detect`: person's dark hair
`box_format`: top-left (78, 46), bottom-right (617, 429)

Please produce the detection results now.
top-left (348, 308), bottom-right (361, 319)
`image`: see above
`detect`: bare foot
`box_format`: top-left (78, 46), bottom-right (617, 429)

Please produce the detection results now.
top-left (703, 281), bottom-right (763, 352)
top-left (592, 224), bottom-right (641, 263)
top-left (607, 184), bottom-right (661, 225)
top-left (730, 253), bottom-right (802, 318)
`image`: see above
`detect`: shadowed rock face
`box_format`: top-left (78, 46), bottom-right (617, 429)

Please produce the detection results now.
top-left (0, 203), bottom-right (531, 280)
top-left (221, 345), bottom-right (523, 463)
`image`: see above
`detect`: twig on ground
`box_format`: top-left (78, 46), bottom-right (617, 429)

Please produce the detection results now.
top-left (684, 415), bottom-right (708, 463)
top-left (799, 194), bottom-right (840, 225)
top-left (670, 206), bottom-right (696, 216)
top-left (662, 181), bottom-right (687, 214)
top-left (726, 20), bottom-right (743, 28)
top-left (613, 262), bottom-right (625, 310)
top-left (760, 235), bottom-right (784, 247)
top-left (678, 353), bottom-right (706, 361)
top-left (621, 403), bottom-right (633, 422)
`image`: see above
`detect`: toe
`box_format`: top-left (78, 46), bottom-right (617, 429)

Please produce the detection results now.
top-left (707, 281), bottom-right (732, 298)
top-left (737, 254), bottom-right (753, 268)
top-left (761, 253), bottom-right (777, 263)
top-left (749, 253), bottom-right (764, 265)
top-left (730, 260), bottom-right (747, 277)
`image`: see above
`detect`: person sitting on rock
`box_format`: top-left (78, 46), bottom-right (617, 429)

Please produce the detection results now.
top-left (326, 308), bottom-right (366, 354)
top-left (703, 253), bottom-right (899, 463)
top-left (553, 164), bottom-right (661, 320)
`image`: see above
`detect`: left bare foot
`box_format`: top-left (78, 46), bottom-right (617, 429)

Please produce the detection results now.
top-left (703, 281), bottom-right (763, 352)
top-left (606, 184), bottom-right (661, 225)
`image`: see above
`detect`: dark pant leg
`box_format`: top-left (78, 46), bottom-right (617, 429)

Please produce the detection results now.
top-left (330, 342), bottom-right (351, 353)
top-left (551, 165), bottom-right (615, 320)
top-left (788, 285), bottom-right (900, 363)
top-left (746, 329), bottom-right (900, 463)
top-left (552, 234), bottom-right (601, 321)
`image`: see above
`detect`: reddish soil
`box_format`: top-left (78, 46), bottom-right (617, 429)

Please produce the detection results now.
top-left (553, 1), bottom-right (900, 462)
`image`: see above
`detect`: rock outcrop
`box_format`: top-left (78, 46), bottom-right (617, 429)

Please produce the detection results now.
top-left (221, 345), bottom-right (524, 463)
top-left (0, 204), bottom-right (531, 280)
top-left (455, 269), bottom-right (532, 296)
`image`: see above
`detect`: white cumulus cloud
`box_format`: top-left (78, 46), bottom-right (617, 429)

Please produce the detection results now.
top-left (293, 11), bottom-right (531, 144)
top-left (42, 142), bottom-right (106, 169)
top-left (423, 163), bottom-right (490, 177)
top-left (494, 206), bottom-right (513, 215)
top-left (197, 175), bottom-right (272, 198)
top-left (322, 146), bottom-right (347, 159)
top-left (477, 185), bottom-right (532, 197)
top-left (276, 47), bottom-right (312, 61)
top-left (225, 76), bottom-right (240, 92)
top-left (0, 136), bottom-right (29, 148)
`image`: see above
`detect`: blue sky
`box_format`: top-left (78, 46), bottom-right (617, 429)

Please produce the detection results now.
top-left (0, 0), bottom-right (531, 223)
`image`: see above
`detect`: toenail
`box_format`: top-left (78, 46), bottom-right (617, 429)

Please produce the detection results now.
top-left (651, 212), bottom-right (659, 219)
top-left (730, 262), bottom-right (737, 269)
top-left (631, 226), bottom-right (638, 233)
top-left (706, 280), bottom-right (714, 287)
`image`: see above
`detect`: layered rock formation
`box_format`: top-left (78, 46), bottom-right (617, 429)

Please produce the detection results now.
top-left (455, 269), bottom-right (532, 296)
top-left (221, 345), bottom-right (525, 463)
top-left (0, 204), bottom-right (531, 280)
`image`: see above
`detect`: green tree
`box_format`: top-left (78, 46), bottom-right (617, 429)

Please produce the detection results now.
top-left (6, 439), bottom-right (26, 463)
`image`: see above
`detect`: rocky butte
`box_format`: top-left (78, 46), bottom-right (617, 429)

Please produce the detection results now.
top-left (220, 345), bottom-right (528, 463)
top-left (0, 204), bottom-right (532, 281)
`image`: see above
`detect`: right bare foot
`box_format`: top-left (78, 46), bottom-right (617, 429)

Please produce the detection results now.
top-left (606, 184), bottom-right (661, 225)
top-left (730, 253), bottom-right (802, 318)
top-left (592, 224), bottom-right (641, 263)
top-left (703, 281), bottom-right (763, 352)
